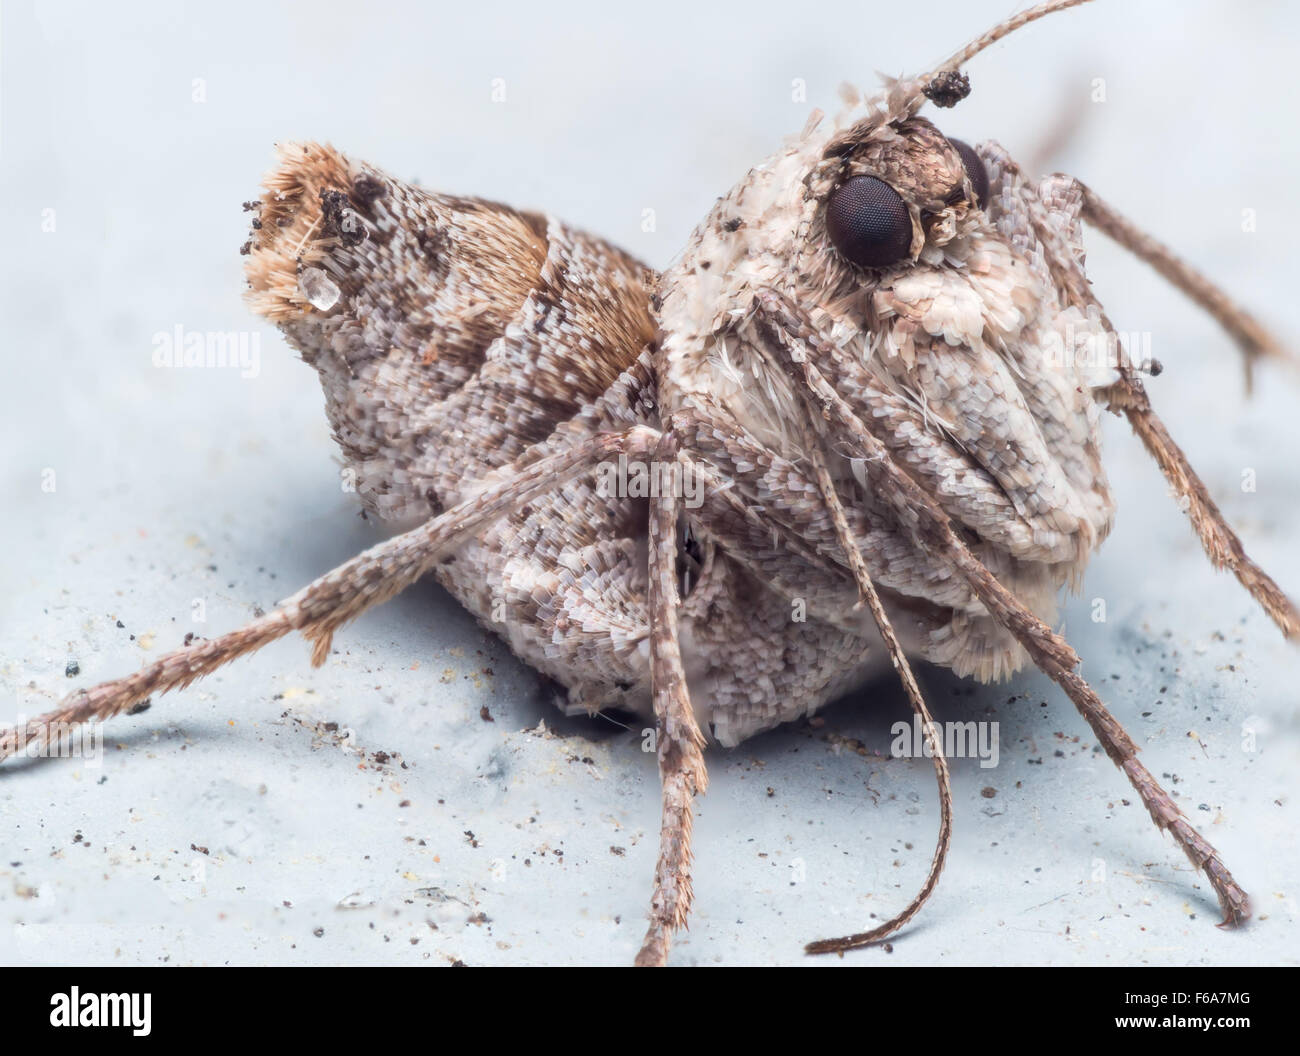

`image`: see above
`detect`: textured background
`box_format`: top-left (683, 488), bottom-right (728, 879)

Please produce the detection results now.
top-left (1, 0), bottom-right (1296, 966)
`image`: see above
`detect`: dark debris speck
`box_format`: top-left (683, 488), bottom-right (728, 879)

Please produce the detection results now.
top-left (922, 69), bottom-right (971, 108)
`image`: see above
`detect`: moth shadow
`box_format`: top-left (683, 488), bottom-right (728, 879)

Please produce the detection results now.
top-left (740, 661), bottom-right (1042, 763)
top-left (0, 716), bottom-right (234, 779)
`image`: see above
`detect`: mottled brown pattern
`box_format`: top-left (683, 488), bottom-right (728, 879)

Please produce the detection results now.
top-left (6, 0), bottom-right (1291, 966)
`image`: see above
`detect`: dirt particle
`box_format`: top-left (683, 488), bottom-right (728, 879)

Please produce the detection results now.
top-left (922, 69), bottom-right (970, 108)
top-left (319, 188), bottom-right (367, 247)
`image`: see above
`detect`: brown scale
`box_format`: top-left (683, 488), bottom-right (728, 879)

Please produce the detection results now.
top-left (7, 0), bottom-right (1295, 966)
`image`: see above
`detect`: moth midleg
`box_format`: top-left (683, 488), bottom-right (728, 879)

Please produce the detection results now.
top-left (0, 427), bottom-right (659, 764)
top-left (755, 289), bottom-right (1251, 926)
top-left (635, 431), bottom-right (708, 968)
top-left (796, 415), bottom-right (953, 956)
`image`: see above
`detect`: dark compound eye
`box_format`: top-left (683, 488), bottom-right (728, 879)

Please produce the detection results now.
top-left (825, 175), bottom-right (913, 269)
top-left (948, 138), bottom-right (990, 211)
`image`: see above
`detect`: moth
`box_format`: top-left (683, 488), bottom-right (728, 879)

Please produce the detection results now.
top-left (4, 0), bottom-right (1295, 966)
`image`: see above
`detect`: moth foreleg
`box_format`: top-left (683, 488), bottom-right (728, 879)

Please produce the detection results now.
top-left (663, 408), bottom-right (954, 950)
top-left (1, 427), bottom-right (659, 763)
top-left (1119, 400), bottom-right (1298, 640)
top-left (635, 431), bottom-right (709, 968)
top-left (755, 290), bottom-right (1251, 927)
top-left (796, 417), bottom-right (953, 956)
top-left (1072, 177), bottom-right (1293, 388)
top-left (1003, 155), bottom-right (1298, 640)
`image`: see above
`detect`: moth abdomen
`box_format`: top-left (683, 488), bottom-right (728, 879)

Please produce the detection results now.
top-left (243, 141), bottom-right (654, 524)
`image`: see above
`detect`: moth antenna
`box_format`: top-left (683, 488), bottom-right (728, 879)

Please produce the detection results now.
top-left (933, 0), bottom-right (1095, 76)
top-left (797, 417), bottom-right (953, 956)
top-left (827, 1), bottom-right (1093, 158)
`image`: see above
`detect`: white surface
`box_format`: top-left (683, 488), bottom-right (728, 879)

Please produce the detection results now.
top-left (0, 0), bottom-right (1296, 966)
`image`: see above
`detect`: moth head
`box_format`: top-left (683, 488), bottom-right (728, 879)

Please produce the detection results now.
top-left (816, 117), bottom-right (989, 271)
top-left (802, 0), bottom-right (1086, 278)
top-left (660, 0), bottom-right (1090, 383)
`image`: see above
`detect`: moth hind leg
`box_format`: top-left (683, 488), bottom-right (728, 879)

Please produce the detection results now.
top-left (1, 428), bottom-right (659, 764)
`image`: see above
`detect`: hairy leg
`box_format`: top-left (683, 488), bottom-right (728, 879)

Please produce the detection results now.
top-left (0, 427), bottom-right (659, 762)
top-left (756, 289), bottom-right (1250, 926)
top-left (1072, 178), bottom-right (1293, 388)
top-left (1073, 180), bottom-right (1298, 636)
top-left (1003, 152), bottom-right (1300, 640)
top-left (636, 431), bottom-right (708, 967)
top-left (987, 154), bottom-right (1294, 642)
top-left (649, 411), bottom-right (959, 952)
top-left (796, 416), bottom-right (953, 955)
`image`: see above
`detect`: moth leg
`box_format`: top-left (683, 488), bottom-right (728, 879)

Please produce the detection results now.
top-left (1071, 178), bottom-right (1293, 389)
top-left (796, 417), bottom-right (953, 955)
top-left (1002, 153), bottom-right (1300, 639)
top-left (1068, 218), bottom-right (1300, 637)
top-left (755, 291), bottom-right (1251, 927)
top-left (0, 428), bottom-right (658, 763)
top-left (635, 432), bottom-right (709, 967)
top-left (1111, 383), bottom-right (1298, 639)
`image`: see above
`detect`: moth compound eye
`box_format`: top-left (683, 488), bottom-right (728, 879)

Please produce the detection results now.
top-left (825, 175), bottom-right (913, 269)
top-left (948, 138), bottom-right (990, 211)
